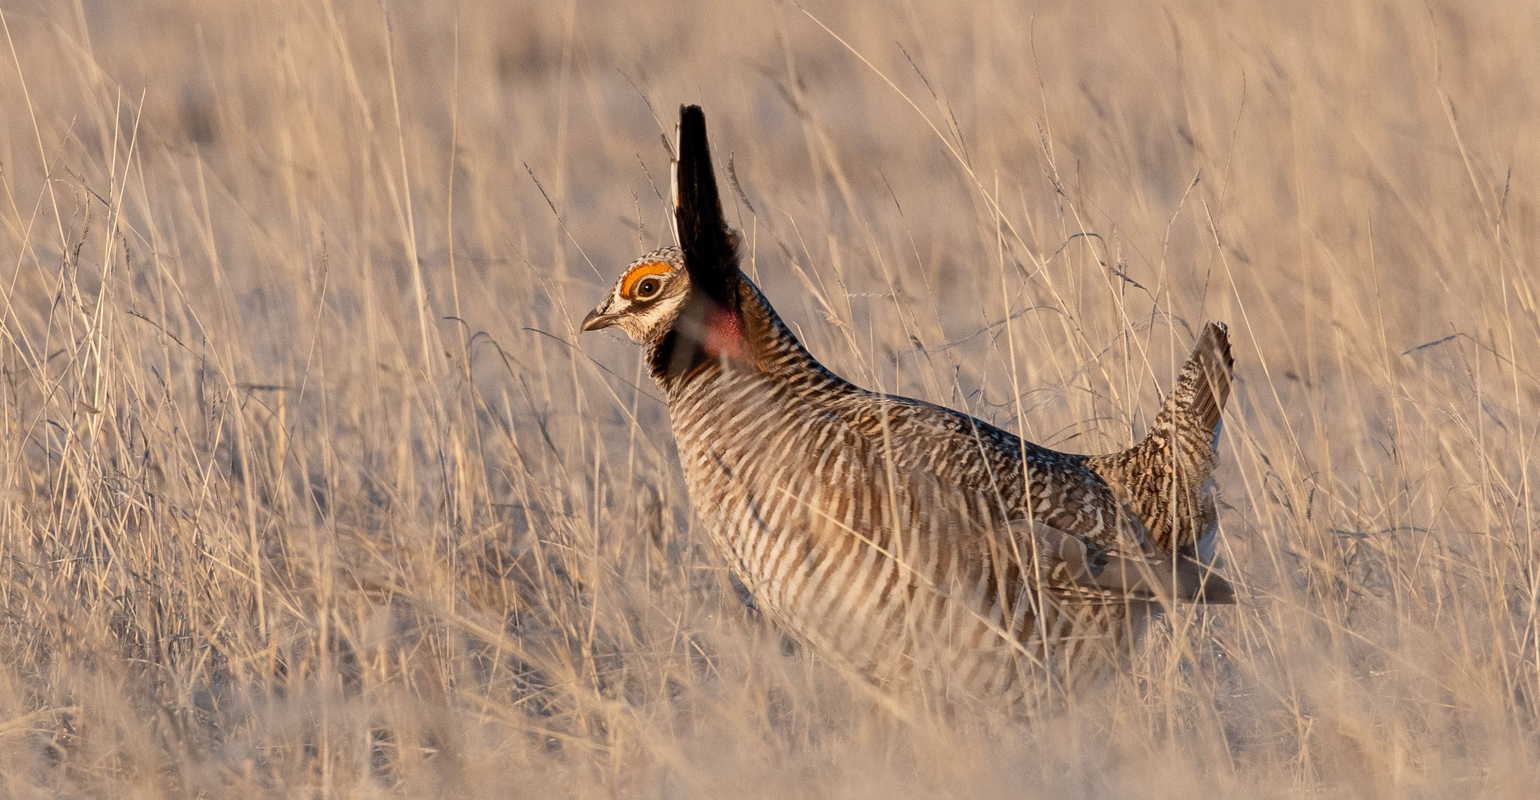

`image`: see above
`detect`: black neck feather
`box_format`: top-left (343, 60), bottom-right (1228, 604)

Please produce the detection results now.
top-left (648, 294), bottom-right (713, 386)
top-left (675, 105), bottom-right (740, 310)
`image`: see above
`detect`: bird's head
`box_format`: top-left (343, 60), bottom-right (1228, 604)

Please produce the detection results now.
top-left (581, 105), bottom-right (745, 369)
top-left (581, 246), bottom-right (692, 346)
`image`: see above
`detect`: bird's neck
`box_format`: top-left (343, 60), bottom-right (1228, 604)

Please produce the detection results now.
top-left (647, 276), bottom-right (821, 397)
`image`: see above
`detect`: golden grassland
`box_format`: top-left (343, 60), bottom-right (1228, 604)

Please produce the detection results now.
top-left (0, 0), bottom-right (1536, 795)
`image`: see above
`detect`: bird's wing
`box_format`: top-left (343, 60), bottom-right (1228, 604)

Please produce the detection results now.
top-left (1008, 518), bottom-right (1235, 605)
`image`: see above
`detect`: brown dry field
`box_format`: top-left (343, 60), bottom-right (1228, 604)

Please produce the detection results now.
top-left (1, 0), bottom-right (1537, 796)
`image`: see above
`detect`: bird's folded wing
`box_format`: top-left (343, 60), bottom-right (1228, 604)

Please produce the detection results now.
top-left (1009, 518), bottom-right (1235, 605)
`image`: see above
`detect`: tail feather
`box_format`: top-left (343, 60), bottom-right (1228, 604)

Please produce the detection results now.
top-left (1089, 322), bottom-right (1235, 555)
top-left (1169, 321), bottom-right (1234, 439)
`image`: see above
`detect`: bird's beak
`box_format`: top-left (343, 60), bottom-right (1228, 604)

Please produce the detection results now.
top-left (581, 306), bottom-right (618, 332)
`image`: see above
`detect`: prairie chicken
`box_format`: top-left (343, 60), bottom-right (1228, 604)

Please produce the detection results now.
top-left (582, 106), bottom-right (1236, 701)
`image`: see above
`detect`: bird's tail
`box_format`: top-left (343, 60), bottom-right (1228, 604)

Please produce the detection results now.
top-left (1158, 322), bottom-right (1233, 446)
top-left (1091, 323), bottom-right (1234, 557)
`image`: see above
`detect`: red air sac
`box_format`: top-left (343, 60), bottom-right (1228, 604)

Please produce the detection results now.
top-left (704, 304), bottom-right (742, 358)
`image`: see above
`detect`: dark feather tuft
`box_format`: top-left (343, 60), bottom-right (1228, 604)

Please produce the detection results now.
top-left (674, 105), bottom-right (740, 307)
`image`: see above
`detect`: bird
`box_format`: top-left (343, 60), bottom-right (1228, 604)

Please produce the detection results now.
top-left (582, 105), bottom-right (1236, 702)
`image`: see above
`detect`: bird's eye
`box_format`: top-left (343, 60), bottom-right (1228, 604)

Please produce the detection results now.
top-left (635, 277), bottom-right (662, 299)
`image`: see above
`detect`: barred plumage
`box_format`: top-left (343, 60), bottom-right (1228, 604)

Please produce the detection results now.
top-left (583, 106), bottom-right (1237, 702)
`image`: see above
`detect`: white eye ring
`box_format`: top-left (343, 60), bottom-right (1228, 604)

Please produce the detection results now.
top-left (635, 277), bottom-right (663, 299)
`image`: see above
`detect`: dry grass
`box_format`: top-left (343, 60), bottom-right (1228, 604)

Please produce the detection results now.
top-left (0, 0), bottom-right (1536, 796)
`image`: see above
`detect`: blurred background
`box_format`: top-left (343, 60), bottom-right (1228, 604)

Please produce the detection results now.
top-left (0, 0), bottom-right (1536, 796)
